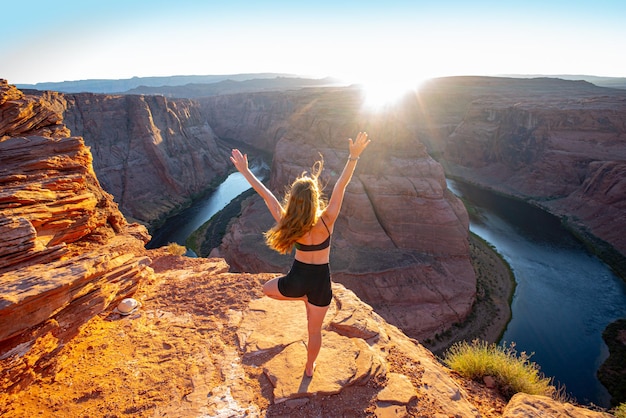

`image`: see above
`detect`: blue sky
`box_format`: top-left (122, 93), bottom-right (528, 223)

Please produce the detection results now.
top-left (2, 0), bottom-right (625, 85)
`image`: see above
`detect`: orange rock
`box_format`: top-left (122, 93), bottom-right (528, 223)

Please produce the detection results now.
top-left (0, 81), bottom-right (151, 394)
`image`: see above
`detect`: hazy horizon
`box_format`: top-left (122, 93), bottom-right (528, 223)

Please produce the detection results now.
top-left (2, 0), bottom-right (625, 89)
top-left (13, 71), bottom-right (626, 86)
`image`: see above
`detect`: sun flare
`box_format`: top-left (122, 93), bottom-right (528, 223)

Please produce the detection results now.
top-left (356, 74), bottom-right (429, 111)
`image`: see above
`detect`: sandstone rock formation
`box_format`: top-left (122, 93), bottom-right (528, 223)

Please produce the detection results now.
top-left (0, 79), bottom-right (152, 391)
top-left (60, 92), bottom-right (231, 227)
top-left (503, 393), bottom-right (613, 417)
top-left (412, 77), bottom-right (626, 277)
top-left (205, 88), bottom-right (476, 341)
top-left (0, 81), bottom-right (69, 139)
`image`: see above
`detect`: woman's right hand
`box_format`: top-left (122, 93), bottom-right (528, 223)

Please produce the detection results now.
top-left (230, 149), bottom-right (249, 173)
top-left (348, 132), bottom-right (371, 159)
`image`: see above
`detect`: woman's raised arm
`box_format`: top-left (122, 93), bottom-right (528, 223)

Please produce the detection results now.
top-left (324, 132), bottom-right (371, 224)
top-left (230, 149), bottom-right (283, 222)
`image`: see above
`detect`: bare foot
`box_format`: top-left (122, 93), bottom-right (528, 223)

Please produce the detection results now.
top-left (305, 362), bottom-right (316, 378)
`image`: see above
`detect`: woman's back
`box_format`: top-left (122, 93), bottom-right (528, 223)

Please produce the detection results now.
top-left (294, 214), bottom-right (333, 265)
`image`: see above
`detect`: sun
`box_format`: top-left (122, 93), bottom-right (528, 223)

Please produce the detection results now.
top-left (356, 73), bottom-right (430, 111)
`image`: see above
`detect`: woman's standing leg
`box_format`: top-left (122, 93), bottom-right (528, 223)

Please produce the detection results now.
top-left (304, 302), bottom-right (329, 377)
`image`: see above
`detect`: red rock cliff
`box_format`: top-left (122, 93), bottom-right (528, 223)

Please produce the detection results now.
top-left (60, 92), bottom-right (231, 227)
top-left (415, 77), bottom-right (626, 275)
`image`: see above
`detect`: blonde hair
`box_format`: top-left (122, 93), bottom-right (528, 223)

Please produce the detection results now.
top-left (264, 159), bottom-right (327, 254)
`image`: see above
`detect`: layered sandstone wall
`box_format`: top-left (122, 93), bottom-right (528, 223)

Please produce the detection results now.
top-left (198, 89), bottom-right (320, 152)
top-left (61, 93), bottom-right (231, 227)
top-left (0, 80), bottom-right (153, 390)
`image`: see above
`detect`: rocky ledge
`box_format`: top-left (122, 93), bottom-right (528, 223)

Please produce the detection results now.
top-left (1, 252), bottom-right (612, 417)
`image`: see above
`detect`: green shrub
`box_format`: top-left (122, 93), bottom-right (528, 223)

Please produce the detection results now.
top-left (166, 242), bottom-right (186, 256)
top-left (614, 403), bottom-right (626, 418)
top-left (442, 339), bottom-right (556, 399)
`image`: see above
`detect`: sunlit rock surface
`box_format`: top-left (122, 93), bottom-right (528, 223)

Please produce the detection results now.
top-left (0, 79), bottom-right (152, 391)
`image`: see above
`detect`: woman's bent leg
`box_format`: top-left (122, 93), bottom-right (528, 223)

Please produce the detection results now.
top-left (305, 302), bottom-right (329, 377)
top-left (263, 277), bottom-right (306, 301)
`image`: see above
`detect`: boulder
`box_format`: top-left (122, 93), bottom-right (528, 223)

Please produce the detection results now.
top-left (503, 393), bottom-right (613, 417)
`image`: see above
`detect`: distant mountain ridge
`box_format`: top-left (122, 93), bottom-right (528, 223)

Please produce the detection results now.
top-left (15, 73), bottom-right (308, 94)
top-left (17, 73), bottom-right (626, 94)
top-left (500, 74), bottom-right (626, 89)
top-left (125, 76), bottom-right (344, 98)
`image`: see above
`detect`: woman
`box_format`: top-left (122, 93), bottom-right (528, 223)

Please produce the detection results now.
top-left (230, 131), bottom-right (371, 377)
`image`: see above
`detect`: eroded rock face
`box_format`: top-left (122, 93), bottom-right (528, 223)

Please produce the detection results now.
top-left (208, 88), bottom-right (476, 340)
top-left (61, 92), bottom-right (230, 226)
top-left (199, 91), bottom-right (304, 153)
top-left (414, 77), bottom-right (626, 273)
top-left (0, 80), bottom-right (69, 139)
top-left (0, 80), bottom-right (152, 390)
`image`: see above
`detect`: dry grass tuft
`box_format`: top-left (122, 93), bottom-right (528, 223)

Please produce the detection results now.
top-left (443, 339), bottom-right (559, 400)
top-left (166, 242), bottom-right (186, 256)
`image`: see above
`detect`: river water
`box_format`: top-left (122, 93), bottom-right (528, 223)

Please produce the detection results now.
top-left (146, 171), bottom-right (253, 252)
top-left (447, 179), bottom-right (626, 407)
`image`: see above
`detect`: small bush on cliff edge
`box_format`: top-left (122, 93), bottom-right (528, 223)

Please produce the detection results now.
top-left (442, 339), bottom-right (557, 400)
top-left (614, 403), bottom-right (626, 418)
top-left (166, 242), bottom-right (186, 256)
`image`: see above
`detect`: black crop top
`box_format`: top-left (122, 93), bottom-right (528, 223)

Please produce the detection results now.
top-left (294, 218), bottom-right (331, 251)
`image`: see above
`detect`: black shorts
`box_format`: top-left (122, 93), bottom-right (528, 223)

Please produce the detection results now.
top-left (278, 259), bottom-right (332, 307)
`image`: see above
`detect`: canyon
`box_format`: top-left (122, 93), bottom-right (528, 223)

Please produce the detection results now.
top-left (61, 93), bottom-right (230, 227)
top-left (0, 80), bottom-right (624, 416)
top-left (414, 77), bottom-right (626, 277)
top-left (58, 77), bottom-right (626, 287)
top-left (54, 76), bottom-right (626, 348)
top-left (201, 88), bottom-right (476, 340)
top-left (57, 86), bottom-right (480, 341)
top-left (0, 78), bottom-right (613, 417)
